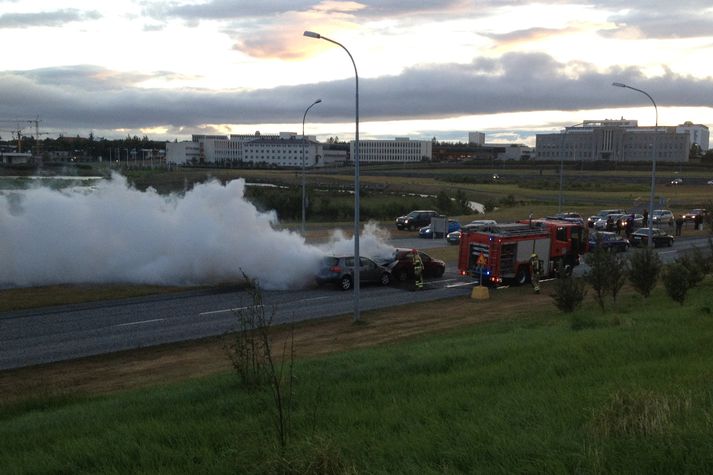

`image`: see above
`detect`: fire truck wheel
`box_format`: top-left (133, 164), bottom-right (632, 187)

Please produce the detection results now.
top-left (515, 266), bottom-right (530, 285)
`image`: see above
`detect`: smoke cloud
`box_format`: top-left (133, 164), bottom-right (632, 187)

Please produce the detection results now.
top-left (0, 175), bottom-right (395, 289)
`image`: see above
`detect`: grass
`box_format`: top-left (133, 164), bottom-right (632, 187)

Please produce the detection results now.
top-left (2, 279), bottom-right (713, 473)
top-left (0, 284), bottom-right (196, 313)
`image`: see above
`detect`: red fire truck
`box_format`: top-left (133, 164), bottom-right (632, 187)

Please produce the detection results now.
top-left (457, 219), bottom-right (586, 286)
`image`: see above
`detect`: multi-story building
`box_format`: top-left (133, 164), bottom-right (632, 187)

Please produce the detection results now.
top-left (350, 137), bottom-right (432, 163)
top-left (166, 132), bottom-right (323, 167)
top-left (676, 122), bottom-right (709, 150)
top-left (468, 132), bottom-right (485, 146)
top-left (536, 119), bottom-right (691, 163)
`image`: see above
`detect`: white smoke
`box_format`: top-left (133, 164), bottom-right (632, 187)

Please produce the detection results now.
top-left (0, 175), bottom-right (396, 289)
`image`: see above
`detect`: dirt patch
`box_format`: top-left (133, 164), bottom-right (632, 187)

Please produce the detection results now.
top-left (0, 283), bottom-right (553, 403)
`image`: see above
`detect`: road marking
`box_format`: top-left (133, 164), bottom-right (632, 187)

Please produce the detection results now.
top-left (115, 318), bottom-right (164, 327)
top-left (445, 281), bottom-right (476, 288)
top-left (299, 296), bottom-right (330, 302)
top-left (199, 305), bottom-right (267, 316)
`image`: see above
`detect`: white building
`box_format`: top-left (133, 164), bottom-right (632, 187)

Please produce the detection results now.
top-left (676, 122), bottom-right (709, 150)
top-left (468, 132), bottom-right (485, 145)
top-left (495, 144), bottom-right (533, 160)
top-left (166, 141), bottom-right (200, 164)
top-left (350, 137), bottom-right (432, 163)
top-left (536, 119), bottom-right (691, 163)
top-left (165, 132), bottom-right (323, 167)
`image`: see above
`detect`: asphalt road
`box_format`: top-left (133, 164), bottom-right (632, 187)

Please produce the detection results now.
top-left (1, 234), bottom-right (709, 371)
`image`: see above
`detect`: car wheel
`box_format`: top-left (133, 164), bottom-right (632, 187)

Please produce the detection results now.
top-left (436, 268), bottom-right (445, 278)
top-left (339, 275), bottom-right (352, 291)
top-left (380, 272), bottom-right (391, 286)
top-left (515, 266), bottom-right (529, 286)
top-left (407, 224), bottom-right (413, 231)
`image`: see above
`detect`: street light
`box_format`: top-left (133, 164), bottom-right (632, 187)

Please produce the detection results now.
top-left (301, 98), bottom-right (322, 235)
top-left (558, 122), bottom-right (584, 213)
top-left (612, 82), bottom-right (658, 248)
top-left (304, 30), bottom-right (362, 323)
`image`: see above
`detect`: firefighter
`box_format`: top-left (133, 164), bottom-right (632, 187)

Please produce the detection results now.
top-left (529, 252), bottom-right (541, 293)
top-left (411, 248), bottom-right (424, 290)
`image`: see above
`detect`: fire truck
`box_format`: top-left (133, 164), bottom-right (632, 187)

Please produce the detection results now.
top-left (457, 219), bottom-right (586, 286)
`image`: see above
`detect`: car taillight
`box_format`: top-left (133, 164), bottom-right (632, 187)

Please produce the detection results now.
top-left (330, 266), bottom-right (342, 273)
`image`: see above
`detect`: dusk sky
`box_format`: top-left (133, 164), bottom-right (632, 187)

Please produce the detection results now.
top-left (1, 0), bottom-right (712, 145)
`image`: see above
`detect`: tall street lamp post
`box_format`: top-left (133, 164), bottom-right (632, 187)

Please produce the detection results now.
top-left (612, 82), bottom-right (658, 248)
top-left (558, 122), bottom-right (584, 213)
top-left (304, 30), bottom-right (362, 323)
top-left (301, 98), bottom-right (322, 235)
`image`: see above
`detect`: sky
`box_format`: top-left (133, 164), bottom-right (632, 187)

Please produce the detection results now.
top-left (1, 0), bottom-right (712, 146)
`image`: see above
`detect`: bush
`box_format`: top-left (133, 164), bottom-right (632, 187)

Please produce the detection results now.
top-left (551, 275), bottom-right (587, 314)
top-left (628, 248), bottom-right (662, 298)
top-left (675, 251), bottom-right (705, 288)
top-left (662, 262), bottom-right (690, 305)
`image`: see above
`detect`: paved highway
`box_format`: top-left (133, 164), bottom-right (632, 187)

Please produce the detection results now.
top-left (1, 234), bottom-right (709, 371)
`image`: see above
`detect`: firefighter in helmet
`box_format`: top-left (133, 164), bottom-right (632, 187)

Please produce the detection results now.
top-left (411, 248), bottom-right (424, 290)
top-left (529, 251), bottom-right (541, 293)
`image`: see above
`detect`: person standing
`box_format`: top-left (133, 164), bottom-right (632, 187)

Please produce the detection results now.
top-left (675, 216), bottom-right (684, 236)
top-left (642, 209), bottom-right (649, 227)
top-left (529, 252), bottom-right (541, 294)
top-left (411, 249), bottom-right (424, 290)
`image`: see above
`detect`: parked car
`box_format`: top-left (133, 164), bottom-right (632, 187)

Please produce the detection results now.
top-left (682, 208), bottom-right (707, 222)
top-left (588, 231), bottom-right (629, 253)
top-left (395, 210), bottom-right (439, 231)
top-left (446, 219), bottom-right (497, 245)
top-left (707, 179), bottom-right (713, 185)
top-left (651, 209), bottom-right (675, 226)
top-left (378, 248), bottom-right (446, 282)
top-left (593, 213), bottom-right (626, 231)
top-left (419, 219), bottom-right (461, 239)
top-left (315, 256), bottom-right (392, 290)
top-left (629, 228), bottom-right (674, 248)
top-left (587, 209), bottom-right (625, 228)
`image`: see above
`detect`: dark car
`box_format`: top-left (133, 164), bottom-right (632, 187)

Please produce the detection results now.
top-left (682, 208), bottom-right (707, 222)
top-left (629, 228), bottom-right (674, 248)
top-left (395, 210), bottom-right (439, 231)
top-left (378, 249), bottom-right (446, 283)
top-left (447, 220), bottom-right (497, 245)
top-left (419, 219), bottom-right (460, 239)
top-left (588, 231), bottom-right (629, 253)
top-left (315, 256), bottom-right (392, 290)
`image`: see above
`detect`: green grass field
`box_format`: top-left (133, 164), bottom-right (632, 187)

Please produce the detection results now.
top-left (2, 279), bottom-right (713, 473)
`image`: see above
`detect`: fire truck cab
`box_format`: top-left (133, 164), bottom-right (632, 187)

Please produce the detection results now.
top-left (458, 219), bottom-right (586, 286)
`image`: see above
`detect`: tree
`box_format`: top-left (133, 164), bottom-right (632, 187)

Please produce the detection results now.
top-left (628, 247), bottom-right (662, 298)
top-left (662, 262), bottom-right (690, 305)
top-left (584, 246), bottom-right (611, 311)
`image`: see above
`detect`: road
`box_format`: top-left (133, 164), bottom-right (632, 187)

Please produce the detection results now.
top-left (1, 235), bottom-right (709, 371)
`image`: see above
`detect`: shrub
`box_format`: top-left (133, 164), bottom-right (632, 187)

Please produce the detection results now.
top-left (675, 251), bottom-right (705, 288)
top-left (662, 262), bottom-right (690, 305)
top-left (628, 247), bottom-right (662, 298)
top-left (551, 275), bottom-right (587, 314)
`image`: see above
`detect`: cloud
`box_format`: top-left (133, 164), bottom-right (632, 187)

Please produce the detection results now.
top-left (0, 9), bottom-right (101, 28)
top-left (0, 54), bottom-right (710, 137)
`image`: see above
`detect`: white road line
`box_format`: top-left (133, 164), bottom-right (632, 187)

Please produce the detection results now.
top-left (115, 318), bottom-right (165, 328)
top-left (199, 305), bottom-right (257, 316)
top-left (299, 296), bottom-right (330, 302)
top-left (445, 281), bottom-right (476, 288)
